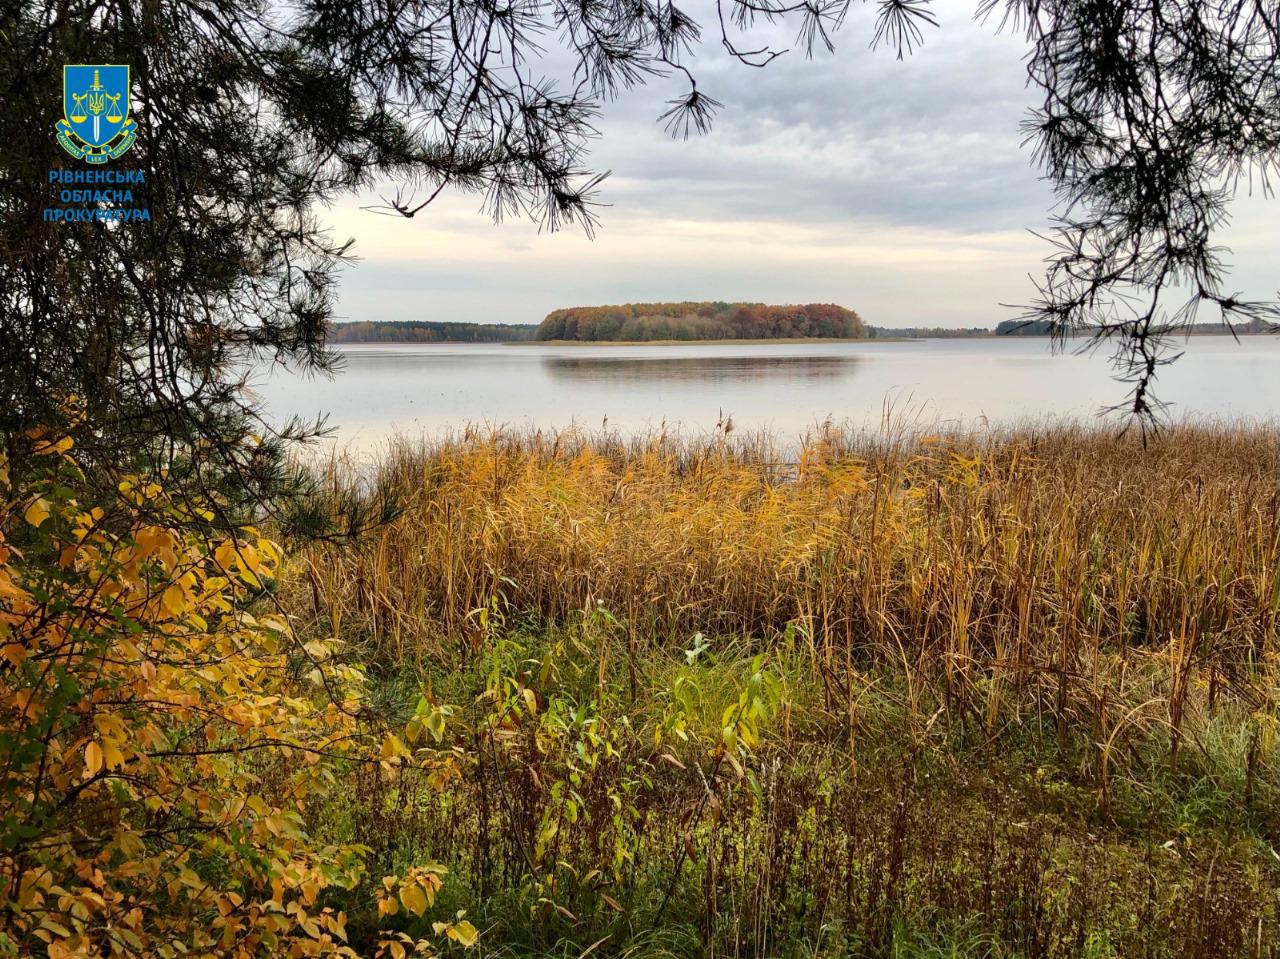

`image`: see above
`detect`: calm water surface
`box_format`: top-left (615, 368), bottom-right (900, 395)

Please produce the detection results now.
top-left (256, 337), bottom-right (1280, 449)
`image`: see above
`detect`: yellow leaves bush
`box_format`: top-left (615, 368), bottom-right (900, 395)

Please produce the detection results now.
top-left (374, 867), bottom-right (476, 959)
top-left (377, 866), bottom-right (445, 919)
top-left (0, 436), bottom-right (470, 957)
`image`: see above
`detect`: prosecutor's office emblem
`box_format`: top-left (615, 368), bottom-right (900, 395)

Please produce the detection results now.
top-left (57, 64), bottom-right (136, 163)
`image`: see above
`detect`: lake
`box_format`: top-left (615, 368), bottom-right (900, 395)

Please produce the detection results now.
top-left (256, 336), bottom-right (1280, 450)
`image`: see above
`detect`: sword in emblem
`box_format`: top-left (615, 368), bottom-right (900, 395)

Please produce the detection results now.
top-left (88, 69), bottom-right (105, 142)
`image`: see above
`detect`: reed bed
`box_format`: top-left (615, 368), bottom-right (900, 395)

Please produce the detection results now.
top-left (304, 421), bottom-right (1280, 740)
top-left (292, 420), bottom-right (1280, 957)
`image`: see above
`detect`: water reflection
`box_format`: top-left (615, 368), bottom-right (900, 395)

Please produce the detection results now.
top-left (542, 353), bottom-right (864, 384)
top-left (333, 349), bottom-right (534, 370)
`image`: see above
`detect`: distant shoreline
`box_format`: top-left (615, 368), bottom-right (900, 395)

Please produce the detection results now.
top-left (509, 336), bottom-right (915, 346)
top-left (330, 330), bottom-right (1278, 346)
top-left (333, 336), bottom-right (917, 346)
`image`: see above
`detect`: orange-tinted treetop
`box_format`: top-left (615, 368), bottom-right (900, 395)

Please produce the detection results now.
top-left (536, 302), bottom-right (865, 341)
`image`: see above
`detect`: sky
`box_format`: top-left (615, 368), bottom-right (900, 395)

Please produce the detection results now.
top-left (323, 0), bottom-right (1278, 330)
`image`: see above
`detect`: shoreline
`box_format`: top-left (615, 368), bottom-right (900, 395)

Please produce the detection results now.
top-left (332, 336), bottom-right (918, 347)
top-left (512, 336), bottom-right (914, 346)
top-left (327, 330), bottom-right (1278, 347)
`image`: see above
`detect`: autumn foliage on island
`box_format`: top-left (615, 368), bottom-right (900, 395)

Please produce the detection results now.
top-left (536, 302), bottom-right (865, 341)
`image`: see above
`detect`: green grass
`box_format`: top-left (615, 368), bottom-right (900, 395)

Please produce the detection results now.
top-left (306, 622), bottom-right (1280, 958)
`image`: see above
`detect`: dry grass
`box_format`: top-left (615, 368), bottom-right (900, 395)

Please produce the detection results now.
top-left (302, 420), bottom-right (1280, 754)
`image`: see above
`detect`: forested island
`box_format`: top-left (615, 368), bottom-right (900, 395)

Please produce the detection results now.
top-left (536, 301), bottom-right (865, 341)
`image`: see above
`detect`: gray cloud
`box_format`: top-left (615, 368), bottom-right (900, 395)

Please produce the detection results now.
top-left (584, 0), bottom-right (1055, 230)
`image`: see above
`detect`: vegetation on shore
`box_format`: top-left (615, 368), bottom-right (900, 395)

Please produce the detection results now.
top-left (329, 321), bottom-right (538, 343)
top-left (1, 435), bottom-right (447, 958)
top-left (536, 303), bottom-right (866, 342)
top-left (279, 421), bottom-right (1280, 957)
top-left (868, 325), bottom-right (991, 338)
top-left (993, 318), bottom-right (1279, 336)
top-left (11, 419), bottom-right (1280, 956)
top-left (527, 336), bottom-right (904, 347)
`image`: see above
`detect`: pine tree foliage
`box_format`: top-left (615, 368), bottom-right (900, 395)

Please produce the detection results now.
top-left (986, 0), bottom-right (1280, 428)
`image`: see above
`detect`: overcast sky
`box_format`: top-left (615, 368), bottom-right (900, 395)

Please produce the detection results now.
top-left (323, 0), bottom-right (1278, 330)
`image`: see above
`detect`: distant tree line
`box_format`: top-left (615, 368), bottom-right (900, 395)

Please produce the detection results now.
top-left (868, 326), bottom-right (992, 338)
top-left (329, 321), bottom-right (538, 343)
top-left (994, 320), bottom-right (1055, 336)
top-left (324, 315), bottom-right (1278, 345)
top-left (324, 316), bottom-right (1278, 343)
top-left (994, 318), bottom-right (1274, 337)
top-left (537, 302), bottom-right (865, 341)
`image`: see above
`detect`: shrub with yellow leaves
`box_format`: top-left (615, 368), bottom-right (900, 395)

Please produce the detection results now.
top-left (373, 866), bottom-right (478, 958)
top-left (0, 435), bottom-right (473, 958)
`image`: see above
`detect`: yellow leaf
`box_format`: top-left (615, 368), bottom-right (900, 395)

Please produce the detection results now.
top-left (257, 537), bottom-right (282, 566)
top-left (25, 498), bottom-right (51, 528)
top-left (83, 741), bottom-right (104, 778)
top-left (399, 882), bottom-right (428, 917)
top-left (380, 734), bottom-right (408, 761)
top-left (215, 537), bottom-right (238, 568)
top-left (162, 584), bottom-right (188, 616)
top-left (240, 543), bottom-right (261, 573)
top-left (449, 920), bottom-right (479, 947)
top-left (34, 435), bottom-right (74, 457)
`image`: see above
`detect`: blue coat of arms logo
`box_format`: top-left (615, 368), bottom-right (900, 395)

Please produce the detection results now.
top-left (57, 65), bottom-right (137, 163)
